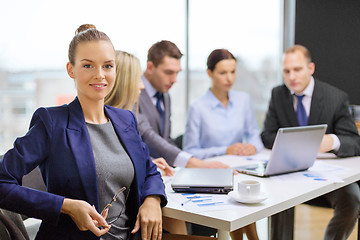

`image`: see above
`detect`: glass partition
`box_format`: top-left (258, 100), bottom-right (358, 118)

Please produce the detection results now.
top-left (0, 0), bottom-right (282, 153)
top-left (0, 0), bottom-right (186, 153)
top-left (188, 0), bottom-right (282, 127)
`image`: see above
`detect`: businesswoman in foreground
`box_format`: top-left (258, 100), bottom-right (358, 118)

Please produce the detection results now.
top-left (183, 49), bottom-right (262, 240)
top-left (0, 24), bottom-right (166, 240)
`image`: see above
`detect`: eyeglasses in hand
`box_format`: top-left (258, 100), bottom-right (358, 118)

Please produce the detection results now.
top-left (101, 186), bottom-right (127, 225)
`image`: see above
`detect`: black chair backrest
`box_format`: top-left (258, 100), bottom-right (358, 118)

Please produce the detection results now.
top-left (0, 209), bottom-right (29, 240)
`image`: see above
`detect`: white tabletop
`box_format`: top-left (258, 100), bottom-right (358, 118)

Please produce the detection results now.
top-left (162, 150), bottom-right (360, 238)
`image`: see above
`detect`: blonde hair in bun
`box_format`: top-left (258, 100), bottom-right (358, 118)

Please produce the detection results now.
top-left (68, 24), bottom-right (114, 65)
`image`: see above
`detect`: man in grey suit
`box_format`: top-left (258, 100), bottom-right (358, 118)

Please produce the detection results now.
top-left (261, 45), bottom-right (360, 240)
top-left (138, 40), bottom-right (228, 169)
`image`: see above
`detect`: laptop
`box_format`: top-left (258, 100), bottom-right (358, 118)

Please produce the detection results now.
top-left (171, 168), bottom-right (233, 194)
top-left (235, 124), bottom-right (327, 177)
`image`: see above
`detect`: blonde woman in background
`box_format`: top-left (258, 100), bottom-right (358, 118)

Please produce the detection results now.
top-left (105, 51), bottom-right (175, 176)
top-left (105, 51), bottom-right (190, 236)
top-left (105, 50), bottom-right (141, 115)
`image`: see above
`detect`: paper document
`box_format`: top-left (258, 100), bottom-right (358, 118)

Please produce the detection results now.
top-left (270, 161), bottom-right (348, 183)
top-left (166, 192), bottom-right (236, 212)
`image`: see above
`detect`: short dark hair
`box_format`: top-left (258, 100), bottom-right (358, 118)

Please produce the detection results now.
top-left (207, 49), bottom-right (236, 71)
top-left (147, 40), bottom-right (183, 66)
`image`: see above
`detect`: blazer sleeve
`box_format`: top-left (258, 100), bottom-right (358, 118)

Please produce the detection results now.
top-left (139, 141), bottom-right (167, 207)
top-left (127, 113), bottom-right (167, 207)
top-left (331, 93), bottom-right (360, 157)
top-left (137, 113), bottom-right (181, 166)
top-left (0, 108), bottom-right (64, 223)
top-left (261, 88), bottom-right (281, 149)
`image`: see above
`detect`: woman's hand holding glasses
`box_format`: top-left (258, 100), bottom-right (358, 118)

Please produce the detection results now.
top-left (61, 198), bottom-right (111, 237)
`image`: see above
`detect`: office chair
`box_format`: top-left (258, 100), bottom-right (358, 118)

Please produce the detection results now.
top-left (0, 209), bottom-right (29, 240)
top-left (0, 154), bottom-right (45, 239)
top-left (22, 167), bottom-right (46, 192)
top-left (174, 134), bottom-right (183, 150)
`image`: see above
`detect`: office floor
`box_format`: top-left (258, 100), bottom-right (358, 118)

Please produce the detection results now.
top-left (242, 204), bottom-right (358, 240)
top-left (294, 204), bottom-right (358, 240)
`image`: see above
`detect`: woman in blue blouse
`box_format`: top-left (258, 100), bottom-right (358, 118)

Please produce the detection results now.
top-left (183, 49), bottom-right (263, 160)
top-left (183, 49), bottom-right (262, 240)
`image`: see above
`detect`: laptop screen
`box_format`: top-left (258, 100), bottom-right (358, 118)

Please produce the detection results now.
top-left (235, 124), bottom-right (327, 177)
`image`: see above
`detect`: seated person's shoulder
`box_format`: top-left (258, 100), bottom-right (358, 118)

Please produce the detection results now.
top-left (269, 84), bottom-right (288, 98)
top-left (105, 105), bottom-right (136, 121)
top-left (32, 105), bottom-right (69, 121)
top-left (188, 94), bottom-right (208, 111)
top-left (317, 80), bottom-right (348, 101)
top-left (232, 90), bottom-right (251, 100)
top-left (137, 112), bottom-right (149, 125)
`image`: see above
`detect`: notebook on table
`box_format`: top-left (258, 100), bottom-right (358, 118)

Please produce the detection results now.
top-left (171, 168), bottom-right (233, 194)
top-left (235, 124), bottom-right (327, 177)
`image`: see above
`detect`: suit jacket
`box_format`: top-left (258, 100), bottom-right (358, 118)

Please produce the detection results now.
top-left (138, 90), bottom-right (181, 166)
top-left (261, 79), bottom-right (360, 157)
top-left (0, 98), bottom-right (166, 240)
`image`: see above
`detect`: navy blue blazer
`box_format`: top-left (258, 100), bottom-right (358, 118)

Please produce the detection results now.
top-left (0, 98), bottom-right (166, 240)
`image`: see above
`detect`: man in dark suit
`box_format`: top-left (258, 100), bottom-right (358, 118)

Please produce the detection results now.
top-left (138, 40), bottom-right (228, 169)
top-left (261, 45), bottom-right (360, 240)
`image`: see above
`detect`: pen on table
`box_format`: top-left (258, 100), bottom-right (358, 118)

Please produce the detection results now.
top-left (181, 193), bottom-right (195, 196)
top-left (197, 201), bottom-right (224, 207)
top-left (186, 195), bottom-right (212, 199)
top-left (181, 195), bottom-right (198, 206)
top-left (192, 198), bottom-right (212, 203)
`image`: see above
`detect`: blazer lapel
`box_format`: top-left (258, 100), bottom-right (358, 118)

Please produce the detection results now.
top-left (66, 98), bottom-right (99, 209)
top-left (163, 93), bottom-right (170, 138)
top-left (140, 90), bottom-right (163, 136)
top-left (308, 80), bottom-right (324, 125)
top-left (105, 107), bottom-right (145, 192)
top-left (282, 87), bottom-right (299, 126)
top-left (105, 108), bottom-right (141, 171)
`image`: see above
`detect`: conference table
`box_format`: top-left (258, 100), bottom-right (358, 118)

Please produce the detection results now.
top-left (162, 150), bottom-right (360, 240)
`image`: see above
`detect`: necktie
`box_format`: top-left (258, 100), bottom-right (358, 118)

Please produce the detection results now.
top-left (154, 92), bottom-right (165, 133)
top-left (296, 95), bottom-right (308, 126)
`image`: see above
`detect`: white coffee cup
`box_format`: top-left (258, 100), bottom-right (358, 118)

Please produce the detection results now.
top-left (238, 180), bottom-right (261, 198)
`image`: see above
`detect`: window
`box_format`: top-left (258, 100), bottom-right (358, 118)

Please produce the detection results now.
top-left (0, 0), bottom-right (282, 153)
top-left (0, 0), bottom-right (186, 153)
top-left (188, 0), bottom-right (282, 128)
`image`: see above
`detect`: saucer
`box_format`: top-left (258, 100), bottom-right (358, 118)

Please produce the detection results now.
top-left (228, 191), bottom-right (268, 204)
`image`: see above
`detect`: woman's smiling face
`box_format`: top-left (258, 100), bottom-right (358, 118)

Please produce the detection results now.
top-left (67, 40), bottom-right (115, 104)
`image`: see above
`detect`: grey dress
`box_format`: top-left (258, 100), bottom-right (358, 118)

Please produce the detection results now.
top-left (87, 120), bottom-right (134, 240)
